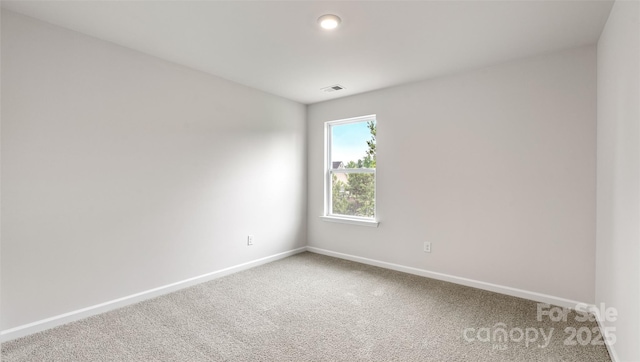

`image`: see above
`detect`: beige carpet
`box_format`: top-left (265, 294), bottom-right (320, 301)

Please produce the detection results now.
top-left (2, 252), bottom-right (611, 361)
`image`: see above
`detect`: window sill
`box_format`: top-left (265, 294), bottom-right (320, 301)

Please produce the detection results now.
top-left (320, 216), bottom-right (379, 228)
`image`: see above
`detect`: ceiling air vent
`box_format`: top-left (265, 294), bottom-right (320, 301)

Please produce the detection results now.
top-left (321, 84), bottom-right (345, 93)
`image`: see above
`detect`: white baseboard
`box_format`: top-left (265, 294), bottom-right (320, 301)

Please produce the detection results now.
top-left (3, 246), bottom-right (602, 349)
top-left (307, 246), bottom-right (590, 310)
top-left (1, 247), bottom-right (307, 342)
top-left (591, 307), bottom-right (620, 362)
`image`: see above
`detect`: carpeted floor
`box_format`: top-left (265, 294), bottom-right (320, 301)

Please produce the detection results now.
top-left (2, 252), bottom-right (611, 361)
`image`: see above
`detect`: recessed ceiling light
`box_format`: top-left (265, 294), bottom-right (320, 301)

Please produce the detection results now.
top-left (318, 14), bottom-right (341, 30)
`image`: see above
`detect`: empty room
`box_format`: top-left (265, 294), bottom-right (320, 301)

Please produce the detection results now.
top-left (1, 1), bottom-right (638, 361)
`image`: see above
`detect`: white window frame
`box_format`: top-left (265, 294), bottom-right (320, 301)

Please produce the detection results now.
top-left (321, 114), bottom-right (379, 227)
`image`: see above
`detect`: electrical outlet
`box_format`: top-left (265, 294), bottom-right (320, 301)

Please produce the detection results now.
top-left (423, 242), bottom-right (431, 253)
top-left (247, 235), bottom-right (254, 246)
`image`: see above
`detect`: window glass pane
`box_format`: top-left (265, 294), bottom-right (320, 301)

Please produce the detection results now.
top-left (331, 171), bottom-right (375, 218)
top-left (331, 120), bottom-right (376, 169)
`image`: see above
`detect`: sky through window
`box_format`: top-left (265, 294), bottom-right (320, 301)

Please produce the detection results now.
top-left (331, 121), bottom-right (372, 166)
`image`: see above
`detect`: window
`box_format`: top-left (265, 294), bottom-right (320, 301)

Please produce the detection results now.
top-left (323, 115), bottom-right (378, 227)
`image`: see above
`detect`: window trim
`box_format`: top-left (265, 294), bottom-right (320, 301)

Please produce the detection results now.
top-left (323, 114), bottom-right (378, 226)
top-left (319, 215), bottom-right (379, 227)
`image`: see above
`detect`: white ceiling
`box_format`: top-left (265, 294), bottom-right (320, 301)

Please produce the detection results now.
top-left (2, 0), bottom-right (613, 104)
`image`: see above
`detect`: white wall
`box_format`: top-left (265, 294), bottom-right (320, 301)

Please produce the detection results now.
top-left (308, 46), bottom-right (597, 304)
top-left (0, 11), bottom-right (306, 331)
top-left (596, 1), bottom-right (640, 361)
top-left (1, 6), bottom-right (3, 361)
